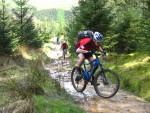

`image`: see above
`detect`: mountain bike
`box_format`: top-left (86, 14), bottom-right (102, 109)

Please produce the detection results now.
top-left (71, 52), bottom-right (120, 98)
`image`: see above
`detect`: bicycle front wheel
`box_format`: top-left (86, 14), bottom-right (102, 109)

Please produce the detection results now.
top-left (71, 67), bottom-right (87, 92)
top-left (94, 69), bottom-right (120, 98)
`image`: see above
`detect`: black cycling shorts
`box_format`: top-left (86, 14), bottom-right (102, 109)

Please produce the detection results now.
top-left (83, 52), bottom-right (93, 59)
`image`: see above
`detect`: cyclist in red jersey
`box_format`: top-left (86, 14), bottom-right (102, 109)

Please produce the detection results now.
top-left (75, 31), bottom-right (106, 81)
top-left (61, 41), bottom-right (68, 59)
top-left (61, 42), bottom-right (68, 50)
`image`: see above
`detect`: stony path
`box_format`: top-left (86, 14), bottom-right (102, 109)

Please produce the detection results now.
top-left (44, 39), bottom-right (150, 113)
top-left (45, 59), bottom-right (150, 113)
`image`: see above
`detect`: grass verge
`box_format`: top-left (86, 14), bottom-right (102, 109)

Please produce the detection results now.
top-left (105, 52), bottom-right (150, 101)
top-left (0, 55), bottom-right (86, 113)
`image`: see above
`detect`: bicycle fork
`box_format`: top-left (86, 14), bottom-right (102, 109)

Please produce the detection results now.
top-left (100, 70), bottom-right (109, 85)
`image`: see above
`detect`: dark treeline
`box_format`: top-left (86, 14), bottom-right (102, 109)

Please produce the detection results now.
top-left (34, 9), bottom-right (73, 22)
top-left (34, 8), bottom-right (73, 36)
top-left (66, 0), bottom-right (150, 55)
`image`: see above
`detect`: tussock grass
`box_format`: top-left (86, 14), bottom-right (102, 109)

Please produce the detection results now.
top-left (34, 96), bottom-right (85, 113)
top-left (0, 54), bottom-right (85, 113)
top-left (105, 52), bottom-right (150, 101)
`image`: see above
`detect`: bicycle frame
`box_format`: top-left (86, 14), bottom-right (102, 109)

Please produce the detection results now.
top-left (82, 53), bottom-right (103, 81)
top-left (72, 51), bottom-right (120, 98)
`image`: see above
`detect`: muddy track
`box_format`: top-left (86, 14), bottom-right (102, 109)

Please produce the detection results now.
top-left (44, 40), bottom-right (150, 113)
top-left (45, 58), bottom-right (150, 113)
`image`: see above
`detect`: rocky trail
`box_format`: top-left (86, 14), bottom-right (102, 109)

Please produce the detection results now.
top-left (44, 40), bottom-right (150, 113)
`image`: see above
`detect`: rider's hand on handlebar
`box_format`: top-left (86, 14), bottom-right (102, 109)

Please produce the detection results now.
top-left (87, 51), bottom-right (95, 54)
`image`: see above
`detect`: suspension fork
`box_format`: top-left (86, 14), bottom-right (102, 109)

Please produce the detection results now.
top-left (99, 66), bottom-right (109, 85)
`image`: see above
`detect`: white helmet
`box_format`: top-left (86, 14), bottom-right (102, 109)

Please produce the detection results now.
top-left (93, 32), bottom-right (103, 42)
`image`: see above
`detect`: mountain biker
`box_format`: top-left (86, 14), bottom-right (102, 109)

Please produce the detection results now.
top-left (75, 30), bottom-right (106, 83)
top-left (61, 41), bottom-right (68, 59)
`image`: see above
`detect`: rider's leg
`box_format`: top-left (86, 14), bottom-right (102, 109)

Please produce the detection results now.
top-left (65, 49), bottom-right (67, 54)
top-left (88, 56), bottom-right (99, 85)
top-left (75, 53), bottom-right (85, 67)
top-left (88, 56), bottom-right (94, 69)
top-left (75, 53), bottom-right (85, 81)
top-left (88, 56), bottom-right (94, 76)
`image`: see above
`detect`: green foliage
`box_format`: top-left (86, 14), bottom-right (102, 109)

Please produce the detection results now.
top-left (0, 54), bottom-right (86, 112)
top-left (34, 96), bottom-right (86, 113)
top-left (65, 20), bottom-right (80, 55)
top-left (141, 0), bottom-right (150, 18)
top-left (112, 10), bottom-right (140, 53)
top-left (1, 59), bottom-right (47, 99)
top-left (35, 9), bottom-right (58, 21)
top-left (105, 52), bottom-right (150, 101)
top-left (106, 0), bottom-right (150, 53)
top-left (66, 0), bottom-right (114, 57)
top-left (0, 0), bottom-right (14, 55)
top-left (73, 0), bottom-right (113, 33)
top-left (137, 18), bottom-right (150, 51)
top-left (0, 1), bottom-right (73, 54)
top-left (66, 0), bottom-right (150, 55)
top-left (57, 9), bottom-right (65, 35)
top-left (12, 0), bottom-right (42, 48)
top-left (34, 9), bottom-right (73, 42)
top-left (34, 9), bottom-right (73, 22)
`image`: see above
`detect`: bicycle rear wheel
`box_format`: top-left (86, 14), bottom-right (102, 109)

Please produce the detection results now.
top-left (94, 69), bottom-right (120, 98)
top-left (71, 67), bottom-right (87, 92)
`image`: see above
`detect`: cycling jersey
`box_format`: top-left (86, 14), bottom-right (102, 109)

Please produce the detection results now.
top-left (75, 37), bottom-right (99, 51)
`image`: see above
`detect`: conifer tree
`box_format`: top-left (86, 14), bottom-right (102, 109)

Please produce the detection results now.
top-left (12, 0), bottom-right (42, 48)
top-left (74, 0), bottom-right (113, 34)
top-left (0, 0), bottom-right (13, 55)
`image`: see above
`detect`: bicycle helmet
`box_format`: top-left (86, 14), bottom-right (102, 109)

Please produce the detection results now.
top-left (93, 31), bottom-right (103, 42)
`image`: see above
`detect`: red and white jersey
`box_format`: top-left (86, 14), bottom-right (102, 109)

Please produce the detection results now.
top-left (75, 37), bottom-right (99, 51)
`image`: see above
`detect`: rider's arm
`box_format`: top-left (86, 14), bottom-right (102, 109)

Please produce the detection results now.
top-left (96, 42), bottom-right (106, 58)
top-left (97, 43), bottom-right (105, 53)
top-left (76, 47), bottom-right (88, 53)
top-left (99, 46), bottom-right (104, 52)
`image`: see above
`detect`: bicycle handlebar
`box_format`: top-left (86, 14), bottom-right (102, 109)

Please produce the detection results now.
top-left (87, 51), bottom-right (101, 56)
